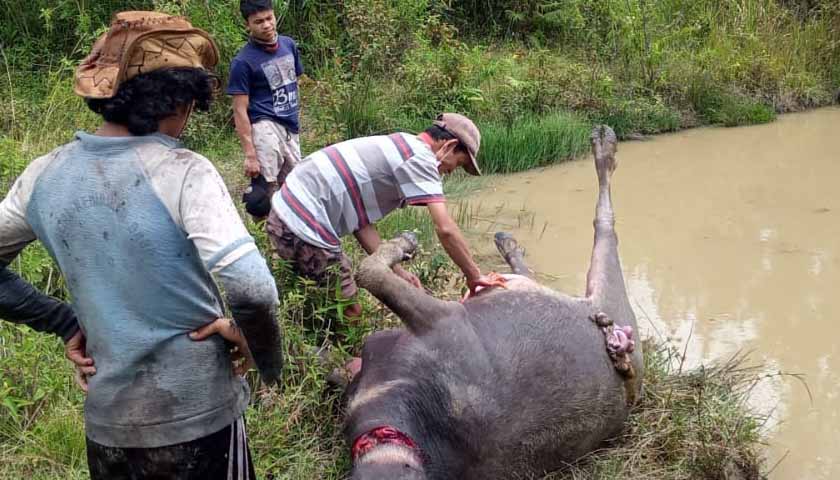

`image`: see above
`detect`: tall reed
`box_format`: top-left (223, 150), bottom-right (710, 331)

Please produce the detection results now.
top-left (478, 112), bottom-right (591, 174)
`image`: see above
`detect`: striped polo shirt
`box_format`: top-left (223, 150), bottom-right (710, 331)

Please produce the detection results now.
top-left (273, 133), bottom-right (444, 251)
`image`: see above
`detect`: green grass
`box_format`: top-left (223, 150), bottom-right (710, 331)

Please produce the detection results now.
top-left (548, 346), bottom-right (765, 479)
top-left (477, 112), bottom-right (592, 174)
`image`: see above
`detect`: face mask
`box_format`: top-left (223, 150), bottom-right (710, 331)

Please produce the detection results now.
top-left (437, 141), bottom-right (459, 173)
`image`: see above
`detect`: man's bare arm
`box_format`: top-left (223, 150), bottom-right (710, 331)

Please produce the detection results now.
top-left (353, 224), bottom-right (382, 255)
top-left (427, 203), bottom-right (481, 283)
top-left (427, 202), bottom-right (505, 294)
top-left (232, 95), bottom-right (260, 178)
top-left (354, 224), bottom-right (422, 288)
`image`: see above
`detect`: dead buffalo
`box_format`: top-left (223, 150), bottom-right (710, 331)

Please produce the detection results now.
top-left (342, 125), bottom-right (642, 479)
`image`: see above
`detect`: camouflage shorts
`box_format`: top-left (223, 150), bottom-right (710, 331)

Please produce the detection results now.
top-left (252, 120), bottom-right (301, 184)
top-left (266, 210), bottom-right (358, 299)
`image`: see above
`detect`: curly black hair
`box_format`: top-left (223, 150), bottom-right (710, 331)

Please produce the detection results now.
top-left (85, 68), bottom-right (215, 136)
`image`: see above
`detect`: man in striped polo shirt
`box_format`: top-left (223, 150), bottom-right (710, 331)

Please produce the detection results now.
top-left (267, 113), bottom-right (502, 317)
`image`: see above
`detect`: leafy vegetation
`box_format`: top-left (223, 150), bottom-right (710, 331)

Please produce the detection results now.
top-left (3, 0), bottom-right (835, 477)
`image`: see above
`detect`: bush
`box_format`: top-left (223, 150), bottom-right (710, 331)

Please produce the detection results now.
top-left (0, 0), bottom-right (150, 63)
top-left (344, 0), bottom-right (428, 74)
top-left (398, 21), bottom-right (475, 118)
top-left (691, 88), bottom-right (776, 127)
top-left (590, 96), bottom-right (682, 137)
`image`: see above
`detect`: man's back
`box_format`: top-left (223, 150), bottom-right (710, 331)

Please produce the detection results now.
top-left (274, 133), bottom-right (445, 250)
top-left (10, 132), bottom-right (258, 448)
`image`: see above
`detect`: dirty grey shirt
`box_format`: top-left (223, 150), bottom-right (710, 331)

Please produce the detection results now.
top-left (0, 132), bottom-right (277, 448)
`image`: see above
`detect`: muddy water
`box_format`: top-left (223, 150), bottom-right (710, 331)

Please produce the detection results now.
top-left (468, 107), bottom-right (840, 479)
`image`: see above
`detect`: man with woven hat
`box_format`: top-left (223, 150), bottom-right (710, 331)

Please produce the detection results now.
top-left (229, 0), bottom-right (304, 219)
top-left (0, 11), bottom-right (282, 478)
top-left (267, 113), bottom-right (504, 318)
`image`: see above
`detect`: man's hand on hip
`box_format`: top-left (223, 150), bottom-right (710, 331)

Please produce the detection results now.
top-left (65, 330), bottom-right (96, 393)
top-left (190, 318), bottom-right (256, 377)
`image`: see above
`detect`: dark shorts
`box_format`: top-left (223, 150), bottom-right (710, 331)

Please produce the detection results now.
top-left (266, 210), bottom-right (358, 299)
top-left (87, 418), bottom-right (256, 480)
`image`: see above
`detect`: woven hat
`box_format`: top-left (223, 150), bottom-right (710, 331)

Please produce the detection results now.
top-left (74, 11), bottom-right (219, 99)
top-left (433, 113), bottom-right (482, 176)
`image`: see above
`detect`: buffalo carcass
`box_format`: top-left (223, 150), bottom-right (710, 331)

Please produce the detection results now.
top-left (343, 125), bottom-right (642, 480)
